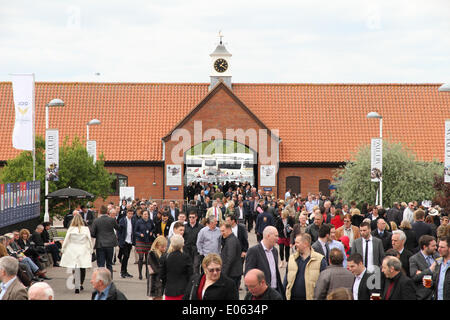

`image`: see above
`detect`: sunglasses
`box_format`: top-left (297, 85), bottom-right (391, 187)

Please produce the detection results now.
top-left (207, 268), bottom-right (221, 273)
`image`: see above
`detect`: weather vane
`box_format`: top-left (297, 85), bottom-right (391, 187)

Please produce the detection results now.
top-left (219, 30), bottom-right (224, 44)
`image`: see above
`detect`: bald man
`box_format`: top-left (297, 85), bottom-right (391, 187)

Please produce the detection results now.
top-left (244, 226), bottom-right (285, 298)
top-left (28, 282), bottom-right (54, 300)
top-left (244, 269), bottom-right (283, 300)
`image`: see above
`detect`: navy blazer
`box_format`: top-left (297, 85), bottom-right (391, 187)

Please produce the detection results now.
top-left (134, 218), bottom-right (155, 243)
top-left (117, 216), bottom-right (135, 247)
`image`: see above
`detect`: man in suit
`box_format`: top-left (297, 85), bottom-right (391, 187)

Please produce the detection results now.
top-left (386, 202), bottom-right (403, 227)
top-left (305, 209), bottom-right (323, 243)
top-left (381, 256), bottom-right (416, 300)
top-left (255, 204), bottom-right (275, 242)
top-left (219, 222), bottom-right (243, 290)
top-left (244, 196), bottom-right (254, 232)
top-left (234, 200), bottom-right (246, 225)
top-left (80, 205), bottom-right (95, 226)
top-left (91, 205), bottom-right (120, 278)
top-left (372, 219), bottom-right (392, 251)
top-left (31, 225), bottom-right (60, 267)
top-left (91, 267), bottom-right (127, 300)
top-left (0, 256), bottom-right (28, 300)
top-left (412, 209), bottom-right (432, 247)
top-left (350, 221), bottom-right (385, 272)
top-left (206, 200), bottom-right (224, 224)
top-left (167, 200), bottom-right (180, 221)
top-left (225, 215), bottom-right (249, 257)
top-left (391, 229), bottom-right (413, 276)
top-left (311, 224), bottom-right (331, 265)
top-left (245, 226), bottom-right (284, 298)
top-left (117, 208), bottom-right (135, 278)
top-left (347, 253), bottom-right (377, 300)
top-left (409, 234), bottom-right (439, 299)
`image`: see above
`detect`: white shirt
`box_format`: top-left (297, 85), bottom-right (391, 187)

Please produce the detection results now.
top-left (353, 268), bottom-right (366, 300)
top-left (362, 236), bottom-right (375, 272)
top-left (237, 207), bottom-right (244, 220)
top-left (231, 225), bottom-right (238, 238)
top-left (261, 241), bottom-right (277, 289)
top-left (0, 276), bottom-right (17, 300)
top-left (125, 217), bottom-right (133, 244)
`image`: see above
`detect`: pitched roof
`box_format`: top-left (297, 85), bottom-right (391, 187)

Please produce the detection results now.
top-left (0, 82), bottom-right (449, 163)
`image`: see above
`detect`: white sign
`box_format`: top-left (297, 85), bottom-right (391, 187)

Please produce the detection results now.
top-left (120, 187), bottom-right (135, 201)
top-left (87, 140), bottom-right (97, 164)
top-left (445, 120), bottom-right (450, 183)
top-left (260, 165), bottom-right (276, 186)
top-left (11, 74), bottom-right (35, 151)
top-left (371, 138), bottom-right (383, 182)
top-left (166, 164), bottom-right (182, 186)
top-left (45, 129), bottom-right (59, 181)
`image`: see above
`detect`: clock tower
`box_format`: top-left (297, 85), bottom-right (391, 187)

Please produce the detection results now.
top-left (209, 32), bottom-right (232, 90)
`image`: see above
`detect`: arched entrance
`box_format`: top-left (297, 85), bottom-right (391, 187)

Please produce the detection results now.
top-left (184, 139), bottom-right (258, 187)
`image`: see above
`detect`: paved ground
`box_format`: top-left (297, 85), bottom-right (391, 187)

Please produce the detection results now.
top-left (44, 227), bottom-right (287, 300)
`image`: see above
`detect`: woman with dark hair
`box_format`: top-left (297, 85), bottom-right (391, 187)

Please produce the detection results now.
top-left (275, 210), bottom-right (294, 268)
top-left (425, 215), bottom-right (438, 238)
top-left (134, 210), bottom-right (154, 280)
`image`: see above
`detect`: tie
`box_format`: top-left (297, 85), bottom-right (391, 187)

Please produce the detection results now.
top-left (325, 243), bottom-right (330, 263)
top-left (214, 208), bottom-right (217, 219)
top-left (364, 239), bottom-right (369, 269)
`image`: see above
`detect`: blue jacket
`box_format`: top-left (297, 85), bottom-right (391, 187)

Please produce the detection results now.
top-left (134, 218), bottom-right (155, 243)
top-left (255, 211), bottom-right (274, 234)
top-left (117, 216), bottom-right (135, 247)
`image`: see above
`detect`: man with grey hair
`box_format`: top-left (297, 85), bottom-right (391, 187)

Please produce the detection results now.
top-left (206, 200), bottom-right (223, 224)
top-left (391, 229), bottom-right (413, 275)
top-left (381, 256), bottom-right (416, 300)
top-left (28, 282), bottom-right (54, 300)
top-left (31, 224), bottom-right (60, 267)
top-left (0, 256), bottom-right (28, 300)
top-left (90, 267), bottom-right (127, 300)
top-left (196, 216), bottom-right (221, 266)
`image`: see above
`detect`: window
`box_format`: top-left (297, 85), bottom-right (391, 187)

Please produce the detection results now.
top-left (111, 173), bottom-right (128, 196)
top-left (319, 179), bottom-right (331, 197)
top-left (286, 176), bottom-right (301, 195)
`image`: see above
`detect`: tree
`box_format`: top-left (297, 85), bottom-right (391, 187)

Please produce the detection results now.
top-left (433, 175), bottom-right (450, 216)
top-left (333, 140), bottom-right (442, 208)
top-left (0, 135), bottom-right (115, 219)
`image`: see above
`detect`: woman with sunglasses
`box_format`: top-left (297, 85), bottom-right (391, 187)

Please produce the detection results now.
top-left (183, 253), bottom-right (239, 300)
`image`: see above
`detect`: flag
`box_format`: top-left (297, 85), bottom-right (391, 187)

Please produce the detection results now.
top-left (46, 129), bottom-right (59, 181)
top-left (445, 120), bottom-right (450, 183)
top-left (370, 138), bottom-right (382, 182)
top-left (11, 74), bottom-right (35, 151)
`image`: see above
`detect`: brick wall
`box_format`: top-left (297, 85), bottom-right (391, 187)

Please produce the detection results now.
top-left (277, 167), bottom-right (338, 197)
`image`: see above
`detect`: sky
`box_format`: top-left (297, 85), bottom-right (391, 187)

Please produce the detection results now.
top-left (1, 0), bottom-right (449, 84)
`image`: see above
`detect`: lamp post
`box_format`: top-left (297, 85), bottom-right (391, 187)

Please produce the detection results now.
top-left (45, 99), bottom-right (65, 223)
top-left (367, 111), bottom-right (383, 207)
top-left (86, 119), bottom-right (101, 141)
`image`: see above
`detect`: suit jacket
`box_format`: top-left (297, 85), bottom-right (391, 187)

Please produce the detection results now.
top-left (386, 208), bottom-right (402, 226)
top-left (409, 250), bottom-right (439, 300)
top-left (90, 215), bottom-right (119, 248)
top-left (31, 231), bottom-right (45, 247)
top-left (382, 271), bottom-right (416, 300)
top-left (399, 248), bottom-right (413, 277)
top-left (371, 229), bottom-right (392, 251)
top-left (166, 208), bottom-right (180, 221)
top-left (81, 210), bottom-right (95, 226)
top-left (117, 216), bottom-right (136, 247)
top-left (353, 270), bottom-right (376, 300)
top-left (220, 233), bottom-right (243, 278)
top-left (234, 206), bottom-right (246, 221)
top-left (244, 243), bottom-right (285, 298)
top-left (350, 236), bottom-right (385, 268)
top-left (402, 228), bottom-right (419, 253)
top-left (206, 206), bottom-right (224, 223)
top-left (311, 240), bottom-right (330, 265)
top-left (243, 200), bottom-right (252, 217)
top-left (160, 251), bottom-right (193, 296)
top-left (411, 221), bottom-right (432, 244)
top-left (235, 223), bottom-right (249, 253)
top-left (0, 277), bottom-right (28, 300)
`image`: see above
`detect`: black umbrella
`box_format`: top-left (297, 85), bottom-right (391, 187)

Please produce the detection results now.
top-left (46, 186), bottom-right (94, 211)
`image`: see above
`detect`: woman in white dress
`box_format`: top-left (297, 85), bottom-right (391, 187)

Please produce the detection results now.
top-left (60, 213), bottom-right (93, 294)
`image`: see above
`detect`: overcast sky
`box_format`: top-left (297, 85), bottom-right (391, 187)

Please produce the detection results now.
top-left (1, 0), bottom-right (449, 83)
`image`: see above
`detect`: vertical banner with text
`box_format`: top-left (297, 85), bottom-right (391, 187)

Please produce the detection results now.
top-left (445, 120), bottom-right (450, 183)
top-left (11, 74), bottom-right (35, 151)
top-left (87, 140), bottom-right (97, 164)
top-left (371, 138), bottom-right (383, 182)
top-left (46, 129), bottom-right (59, 181)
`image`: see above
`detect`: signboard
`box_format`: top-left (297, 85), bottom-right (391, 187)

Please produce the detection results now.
top-left (260, 165), bottom-right (276, 186)
top-left (263, 187), bottom-right (273, 191)
top-left (45, 129), bottom-right (59, 181)
top-left (0, 180), bottom-right (40, 228)
top-left (169, 187), bottom-right (179, 191)
top-left (371, 138), bottom-right (383, 182)
top-left (445, 120), bottom-right (450, 183)
top-left (166, 165), bottom-right (182, 186)
top-left (119, 186), bottom-right (135, 201)
top-left (87, 140), bottom-right (97, 164)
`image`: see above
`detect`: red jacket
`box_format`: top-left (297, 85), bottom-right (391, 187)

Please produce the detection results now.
top-left (330, 215), bottom-right (344, 229)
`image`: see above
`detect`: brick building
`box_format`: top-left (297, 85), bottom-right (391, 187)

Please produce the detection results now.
top-left (1, 42), bottom-right (450, 208)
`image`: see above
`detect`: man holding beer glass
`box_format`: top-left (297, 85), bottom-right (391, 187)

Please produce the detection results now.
top-left (422, 235), bottom-right (450, 300)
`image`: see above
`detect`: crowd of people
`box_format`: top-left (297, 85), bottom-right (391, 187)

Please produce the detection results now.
top-left (0, 181), bottom-right (449, 300)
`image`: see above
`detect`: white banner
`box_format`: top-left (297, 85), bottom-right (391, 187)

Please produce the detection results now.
top-left (11, 74), bottom-right (35, 151)
top-left (371, 138), bottom-right (383, 182)
top-left (166, 164), bottom-right (182, 186)
top-left (120, 187), bottom-right (135, 201)
top-left (45, 129), bottom-right (59, 181)
top-left (87, 140), bottom-right (97, 164)
top-left (445, 120), bottom-right (450, 183)
top-left (260, 165), bottom-right (276, 186)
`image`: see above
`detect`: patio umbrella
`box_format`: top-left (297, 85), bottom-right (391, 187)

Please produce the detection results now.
top-left (46, 186), bottom-right (94, 211)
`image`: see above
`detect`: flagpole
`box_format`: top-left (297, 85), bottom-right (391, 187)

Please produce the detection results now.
top-left (32, 73), bottom-right (36, 181)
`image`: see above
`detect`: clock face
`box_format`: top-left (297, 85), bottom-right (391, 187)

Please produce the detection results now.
top-left (214, 58), bottom-right (228, 73)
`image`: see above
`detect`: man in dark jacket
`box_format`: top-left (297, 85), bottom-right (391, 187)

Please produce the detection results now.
top-left (91, 267), bottom-right (127, 300)
top-left (412, 209), bottom-right (432, 246)
top-left (91, 206), bottom-right (119, 278)
top-left (422, 235), bottom-right (450, 300)
top-left (117, 209), bottom-right (135, 278)
top-left (386, 203), bottom-right (403, 227)
top-left (31, 225), bottom-right (60, 267)
top-left (305, 209), bottom-right (323, 243)
top-left (219, 222), bottom-right (242, 290)
top-left (381, 256), bottom-right (416, 300)
top-left (184, 211), bottom-right (204, 274)
top-left (244, 268), bottom-right (283, 300)
top-left (255, 204), bottom-right (274, 242)
top-left (371, 219), bottom-right (392, 251)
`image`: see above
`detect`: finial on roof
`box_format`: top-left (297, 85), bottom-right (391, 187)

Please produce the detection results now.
top-left (219, 30), bottom-right (223, 45)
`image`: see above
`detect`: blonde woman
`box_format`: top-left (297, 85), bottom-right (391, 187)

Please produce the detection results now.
top-left (60, 213), bottom-right (93, 294)
top-left (160, 234), bottom-right (192, 300)
top-left (147, 236), bottom-right (167, 300)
